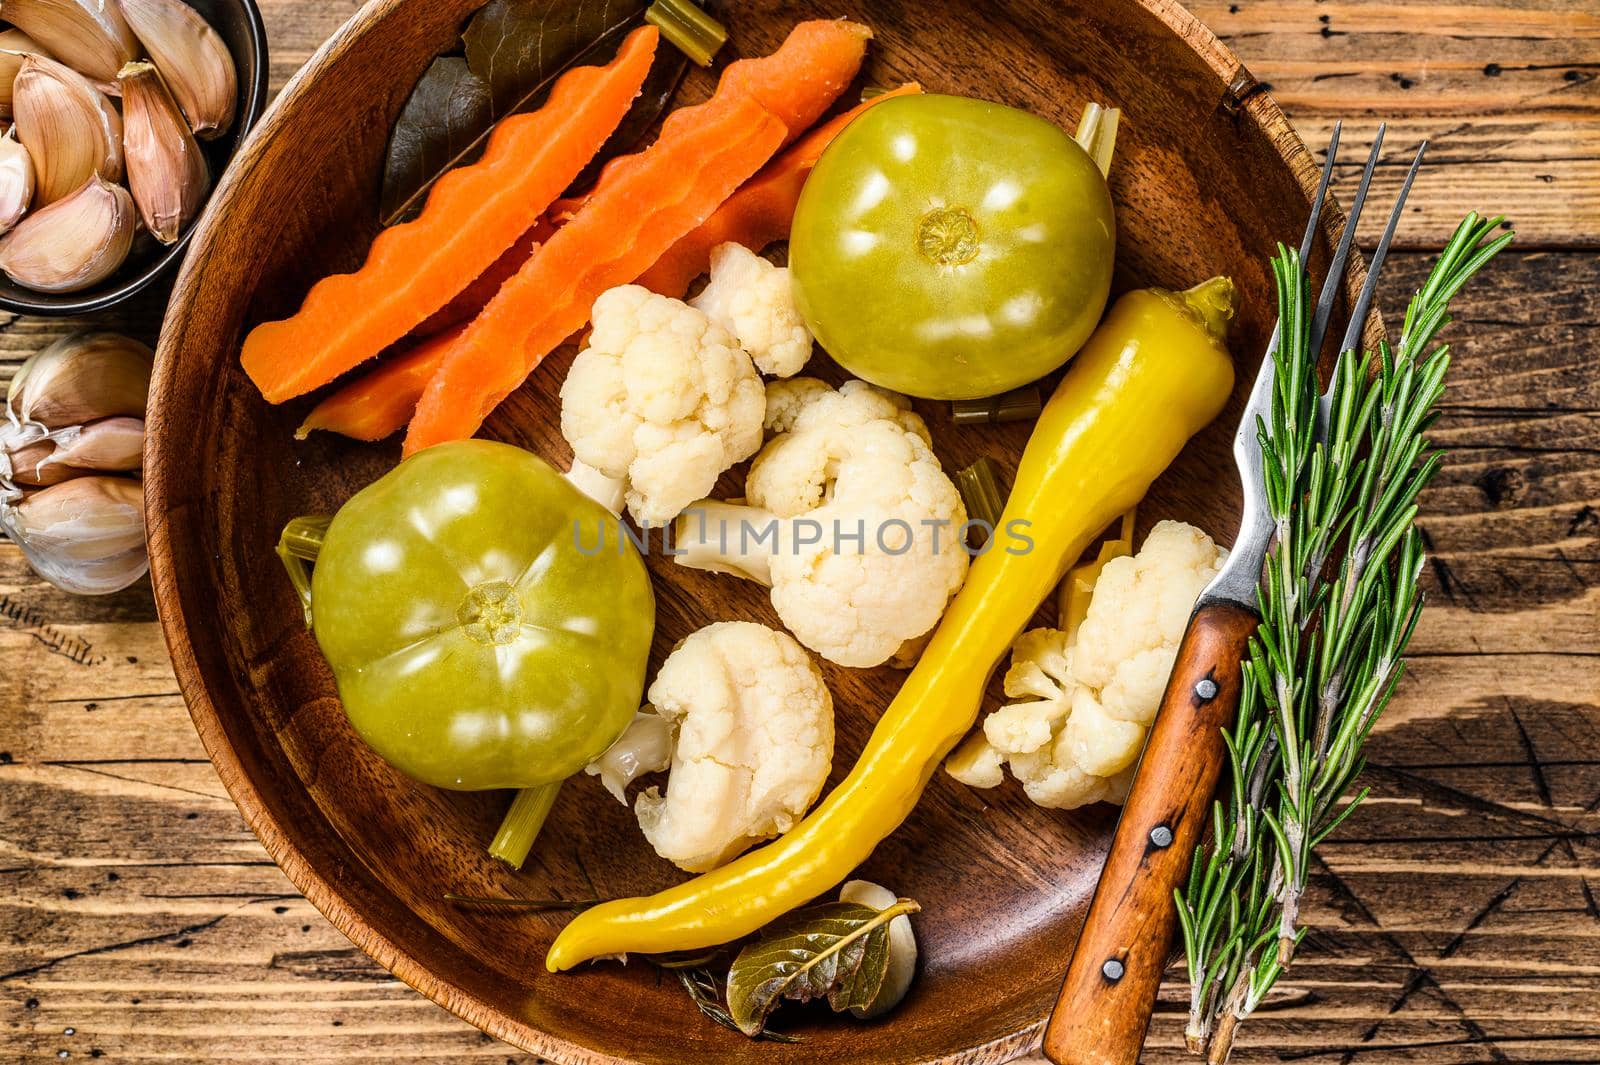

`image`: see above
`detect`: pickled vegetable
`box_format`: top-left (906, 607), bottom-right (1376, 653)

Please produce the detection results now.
top-left (790, 94), bottom-right (1116, 400)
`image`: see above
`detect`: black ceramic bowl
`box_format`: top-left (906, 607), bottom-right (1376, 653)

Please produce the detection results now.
top-left (0, 0), bottom-right (269, 315)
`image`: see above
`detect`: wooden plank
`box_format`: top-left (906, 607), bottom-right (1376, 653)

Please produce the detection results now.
top-left (1188, 0), bottom-right (1600, 248)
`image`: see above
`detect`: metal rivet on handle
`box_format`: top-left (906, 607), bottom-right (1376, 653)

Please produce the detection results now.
top-left (1195, 678), bottom-right (1219, 701)
top-left (1150, 824), bottom-right (1174, 848)
top-left (1102, 959), bottom-right (1124, 982)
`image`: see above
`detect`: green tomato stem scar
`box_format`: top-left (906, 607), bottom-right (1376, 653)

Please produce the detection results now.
top-left (917, 206), bottom-right (981, 266)
top-left (458, 580), bottom-right (523, 645)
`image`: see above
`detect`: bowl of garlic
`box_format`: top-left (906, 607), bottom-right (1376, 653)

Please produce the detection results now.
top-left (0, 0), bottom-right (268, 314)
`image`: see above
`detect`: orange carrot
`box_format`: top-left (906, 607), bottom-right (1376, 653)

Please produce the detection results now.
top-left (637, 82), bottom-right (920, 297)
top-left (241, 26), bottom-right (659, 404)
top-left (708, 19), bottom-right (871, 138)
top-left (402, 20), bottom-right (870, 455)
top-left (413, 216), bottom-right (556, 337)
top-left (295, 326), bottom-right (465, 442)
top-left (560, 19), bottom-right (871, 216)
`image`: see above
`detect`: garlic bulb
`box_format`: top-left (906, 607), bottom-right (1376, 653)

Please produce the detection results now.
top-left (11, 51), bottom-right (122, 204)
top-left (0, 28), bottom-right (50, 117)
top-left (0, 475), bottom-right (147, 594)
top-left (1, 0), bottom-right (140, 84)
top-left (7, 331), bottom-right (152, 425)
top-left (0, 172), bottom-right (133, 292)
top-left (118, 0), bottom-right (235, 139)
top-left (118, 59), bottom-right (208, 243)
top-left (0, 127), bottom-right (35, 233)
top-left (2, 332), bottom-right (151, 595)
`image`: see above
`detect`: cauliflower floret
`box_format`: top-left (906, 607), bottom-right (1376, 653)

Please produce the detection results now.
top-left (1008, 746), bottom-right (1113, 809)
top-left (944, 519), bottom-right (1226, 810)
top-left (1060, 686), bottom-right (1147, 776)
top-left (559, 286), bottom-right (764, 524)
top-left (983, 628), bottom-right (1074, 754)
top-left (1075, 521), bottom-right (1227, 724)
top-left (689, 243), bottom-right (814, 377)
top-left (762, 377), bottom-right (836, 435)
top-left (634, 622), bottom-right (834, 872)
top-left (676, 379), bottom-right (968, 668)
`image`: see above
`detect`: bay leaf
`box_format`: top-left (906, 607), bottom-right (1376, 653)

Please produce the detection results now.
top-left (725, 900), bottom-right (915, 1037)
top-left (379, 57), bottom-right (492, 225)
top-left (463, 0), bottom-right (645, 117)
top-left (828, 923), bottom-right (890, 1014)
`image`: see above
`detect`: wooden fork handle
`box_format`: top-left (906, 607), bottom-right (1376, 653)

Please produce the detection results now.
top-left (1042, 599), bottom-right (1259, 1065)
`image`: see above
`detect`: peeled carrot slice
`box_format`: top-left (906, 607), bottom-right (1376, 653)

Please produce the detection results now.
top-left (708, 19), bottom-right (872, 138)
top-left (402, 20), bottom-right (870, 455)
top-left (295, 326), bottom-right (463, 442)
top-left (637, 82), bottom-right (921, 297)
top-left (413, 217), bottom-right (556, 337)
top-left (575, 18), bottom-right (872, 202)
top-left (240, 26), bottom-right (659, 404)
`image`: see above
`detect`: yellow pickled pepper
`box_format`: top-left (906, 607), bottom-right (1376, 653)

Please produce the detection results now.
top-left (546, 276), bottom-right (1239, 970)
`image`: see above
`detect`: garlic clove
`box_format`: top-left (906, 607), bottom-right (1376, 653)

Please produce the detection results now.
top-left (0, 474), bottom-right (147, 595)
top-left (4, 435), bottom-right (71, 485)
top-left (10, 52), bottom-right (122, 204)
top-left (52, 416), bottom-right (144, 471)
top-left (0, 126), bottom-right (34, 232)
top-left (117, 59), bottom-right (208, 243)
top-left (0, 172), bottom-right (133, 292)
top-left (0, 0), bottom-right (140, 84)
top-left (117, 0), bottom-right (234, 140)
top-left (5, 416), bottom-right (144, 484)
top-left (0, 28), bottom-right (51, 117)
top-left (7, 331), bottom-right (152, 426)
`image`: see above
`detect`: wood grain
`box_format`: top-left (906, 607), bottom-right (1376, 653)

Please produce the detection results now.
top-left (2, 1), bottom-right (1597, 1064)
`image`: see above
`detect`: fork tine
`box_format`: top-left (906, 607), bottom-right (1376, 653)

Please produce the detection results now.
top-left (1298, 121), bottom-right (1341, 267)
top-left (1308, 123), bottom-right (1386, 357)
top-left (1336, 140), bottom-right (1427, 357)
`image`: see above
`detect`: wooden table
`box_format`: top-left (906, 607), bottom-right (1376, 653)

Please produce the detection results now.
top-left (2, 1), bottom-right (1596, 1061)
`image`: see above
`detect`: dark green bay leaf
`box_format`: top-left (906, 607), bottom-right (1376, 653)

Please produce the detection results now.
top-left (380, 0), bottom-right (699, 226)
top-left (828, 922), bottom-right (890, 1014)
top-left (725, 900), bottom-right (914, 1037)
top-left (379, 57), bottom-right (492, 225)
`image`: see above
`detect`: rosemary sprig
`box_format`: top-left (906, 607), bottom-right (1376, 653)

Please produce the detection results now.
top-left (1176, 213), bottom-right (1512, 1063)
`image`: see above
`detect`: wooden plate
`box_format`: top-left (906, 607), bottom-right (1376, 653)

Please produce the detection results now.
top-left (145, 0), bottom-right (1376, 1061)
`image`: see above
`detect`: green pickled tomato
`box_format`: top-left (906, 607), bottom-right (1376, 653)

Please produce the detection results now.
top-left (308, 440), bottom-right (654, 791)
top-left (790, 94), bottom-right (1116, 400)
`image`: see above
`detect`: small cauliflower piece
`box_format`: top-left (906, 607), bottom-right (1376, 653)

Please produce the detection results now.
top-left (689, 243), bottom-right (813, 377)
top-left (675, 379), bottom-right (969, 668)
top-left (634, 622), bottom-right (834, 872)
top-left (944, 732), bottom-right (1005, 789)
top-left (1008, 745), bottom-right (1114, 809)
top-left (584, 711), bottom-right (674, 804)
top-left (984, 628), bottom-right (1075, 755)
top-left (1075, 520), bottom-right (1228, 725)
top-left (943, 519), bottom-right (1226, 809)
top-left (559, 286), bottom-right (765, 524)
top-left (1060, 687), bottom-right (1147, 776)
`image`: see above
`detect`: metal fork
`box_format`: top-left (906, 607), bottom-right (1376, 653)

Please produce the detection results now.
top-left (1041, 126), bottom-right (1426, 1065)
